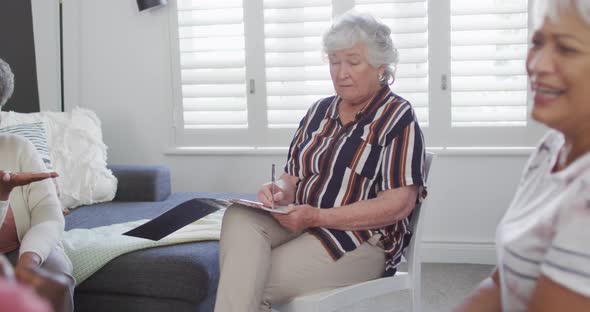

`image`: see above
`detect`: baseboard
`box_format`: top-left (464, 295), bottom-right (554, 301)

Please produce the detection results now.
top-left (421, 241), bottom-right (497, 265)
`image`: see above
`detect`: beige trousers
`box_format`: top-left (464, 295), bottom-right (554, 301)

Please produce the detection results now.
top-left (214, 204), bottom-right (385, 312)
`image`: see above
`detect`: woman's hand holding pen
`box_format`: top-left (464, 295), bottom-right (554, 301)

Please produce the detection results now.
top-left (256, 171), bottom-right (320, 232)
top-left (257, 171), bottom-right (299, 209)
top-left (257, 181), bottom-right (286, 208)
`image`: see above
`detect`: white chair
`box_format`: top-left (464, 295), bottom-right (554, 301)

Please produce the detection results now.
top-left (273, 152), bottom-right (434, 312)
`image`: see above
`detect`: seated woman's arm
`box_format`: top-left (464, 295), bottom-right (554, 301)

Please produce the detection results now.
top-left (0, 170), bottom-right (57, 254)
top-left (526, 188), bottom-right (590, 312)
top-left (1, 254), bottom-right (68, 312)
top-left (453, 268), bottom-right (501, 312)
top-left (527, 275), bottom-right (590, 312)
top-left (453, 238), bottom-right (590, 312)
top-left (0, 169), bottom-right (59, 268)
top-left (272, 185), bottom-right (418, 233)
top-left (12, 137), bottom-right (64, 267)
top-left (257, 169), bottom-right (419, 232)
top-left (312, 185), bottom-right (418, 230)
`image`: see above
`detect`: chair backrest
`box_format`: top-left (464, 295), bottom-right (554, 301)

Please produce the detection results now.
top-left (402, 151), bottom-right (434, 311)
top-left (404, 151), bottom-right (434, 263)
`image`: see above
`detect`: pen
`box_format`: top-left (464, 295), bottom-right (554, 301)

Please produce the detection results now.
top-left (271, 164), bottom-right (275, 209)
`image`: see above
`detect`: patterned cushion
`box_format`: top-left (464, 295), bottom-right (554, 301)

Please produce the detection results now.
top-left (0, 122), bottom-right (52, 169)
top-left (0, 122), bottom-right (70, 214)
top-left (0, 108), bottom-right (118, 209)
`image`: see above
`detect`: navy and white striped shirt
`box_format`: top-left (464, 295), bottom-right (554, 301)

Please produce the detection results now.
top-left (285, 85), bottom-right (426, 276)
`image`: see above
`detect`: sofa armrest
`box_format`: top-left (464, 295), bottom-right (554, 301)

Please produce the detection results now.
top-left (107, 165), bottom-right (171, 202)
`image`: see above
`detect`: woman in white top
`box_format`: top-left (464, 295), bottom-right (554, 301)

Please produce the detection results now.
top-left (0, 57), bottom-right (75, 312)
top-left (455, 0), bottom-right (590, 311)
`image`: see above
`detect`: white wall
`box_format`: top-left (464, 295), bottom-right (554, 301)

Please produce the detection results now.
top-left (31, 0), bottom-right (61, 112)
top-left (420, 154), bottom-right (526, 264)
top-left (59, 0), bottom-right (535, 264)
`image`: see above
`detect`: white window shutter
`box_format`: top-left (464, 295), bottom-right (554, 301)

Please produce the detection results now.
top-left (177, 0), bottom-right (248, 129)
top-left (170, 0), bottom-right (541, 148)
top-left (354, 0), bottom-right (429, 126)
top-left (450, 0), bottom-right (529, 127)
top-left (263, 0), bottom-right (334, 128)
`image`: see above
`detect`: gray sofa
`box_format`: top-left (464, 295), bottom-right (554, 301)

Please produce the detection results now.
top-left (65, 165), bottom-right (252, 312)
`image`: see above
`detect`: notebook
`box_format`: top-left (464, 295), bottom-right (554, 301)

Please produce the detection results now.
top-left (229, 198), bottom-right (290, 214)
top-left (123, 198), bottom-right (230, 241)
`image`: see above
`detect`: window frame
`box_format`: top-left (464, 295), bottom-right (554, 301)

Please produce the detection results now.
top-left (168, 0), bottom-right (545, 149)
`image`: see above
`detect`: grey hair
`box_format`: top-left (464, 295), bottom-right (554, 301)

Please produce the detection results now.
top-left (533, 0), bottom-right (590, 28)
top-left (322, 11), bottom-right (399, 85)
top-left (0, 58), bottom-right (14, 108)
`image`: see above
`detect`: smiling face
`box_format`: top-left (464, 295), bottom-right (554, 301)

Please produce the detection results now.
top-left (527, 9), bottom-right (590, 135)
top-left (328, 43), bottom-right (384, 107)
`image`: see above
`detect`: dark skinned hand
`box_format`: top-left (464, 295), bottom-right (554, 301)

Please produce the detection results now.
top-left (1, 254), bottom-right (69, 312)
top-left (0, 170), bottom-right (58, 201)
top-left (15, 265), bottom-right (69, 312)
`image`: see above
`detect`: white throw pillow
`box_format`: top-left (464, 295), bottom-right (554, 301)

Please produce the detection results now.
top-left (0, 108), bottom-right (118, 208)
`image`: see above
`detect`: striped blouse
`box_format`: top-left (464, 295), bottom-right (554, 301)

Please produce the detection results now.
top-left (285, 85), bottom-right (426, 276)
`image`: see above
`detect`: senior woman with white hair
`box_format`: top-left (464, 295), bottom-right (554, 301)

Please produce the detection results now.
top-left (215, 11), bottom-right (426, 312)
top-left (0, 58), bottom-right (75, 312)
top-left (455, 0), bottom-right (590, 311)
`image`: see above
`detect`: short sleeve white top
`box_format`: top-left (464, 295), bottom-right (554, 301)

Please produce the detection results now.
top-left (496, 131), bottom-right (590, 311)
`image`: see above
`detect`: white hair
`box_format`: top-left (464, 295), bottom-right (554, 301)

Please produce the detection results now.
top-left (322, 11), bottom-right (399, 85)
top-left (0, 58), bottom-right (14, 108)
top-left (533, 0), bottom-right (590, 28)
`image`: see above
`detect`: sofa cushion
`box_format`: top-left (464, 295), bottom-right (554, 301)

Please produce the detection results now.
top-left (74, 293), bottom-right (195, 312)
top-left (65, 192), bottom-right (255, 304)
top-left (76, 241), bottom-right (219, 303)
top-left (108, 165), bottom-right (171, 202)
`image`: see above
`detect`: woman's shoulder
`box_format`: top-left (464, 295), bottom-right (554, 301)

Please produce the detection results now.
top-left (383, 92), bottom-right (414, 115)
top-left (314, 95), bottom-right (337, 108)
top-left (551, 169), bottom-right (590, 240)
top-left (389, 91), bottom-right (410, 103)
top-left (555, 139), bottom-right (590, 212)
top-left (303, 95), bottom-right (338, 117)
top-left (378, 92), bottom-right (421, 128)
top-left (527, 130), bottom-right (564, 162)
top-left (0, 134), bottom-right (33, 149)
top-left (0, 134), bottom-right (40, 161)
top-left (538, 130), bottom-right (564, 149)
top-left (564, 150), bottom-right (590, 188)
top-left (541, 172), bottom-right (590, 300)
top-left (0, 135), bottom-right (36, 168)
